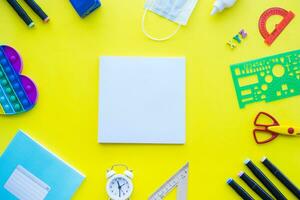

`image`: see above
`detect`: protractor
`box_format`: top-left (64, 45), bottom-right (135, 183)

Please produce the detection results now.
top-left (258, 7), bottom-right (295, 45)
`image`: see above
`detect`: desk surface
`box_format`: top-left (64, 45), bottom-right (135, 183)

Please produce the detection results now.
top-left (1, 0), bottom-right (300, 199)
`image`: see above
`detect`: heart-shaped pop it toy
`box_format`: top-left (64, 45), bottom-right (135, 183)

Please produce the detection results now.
top-left (0, 45), bottom-right (38, 115)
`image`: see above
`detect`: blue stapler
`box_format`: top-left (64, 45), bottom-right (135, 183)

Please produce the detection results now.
top-left (70, 0), bottom-right (101, 18)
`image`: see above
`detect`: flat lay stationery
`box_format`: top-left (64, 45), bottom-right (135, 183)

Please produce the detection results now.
top-left (1, 0), bottom-right (300, 199)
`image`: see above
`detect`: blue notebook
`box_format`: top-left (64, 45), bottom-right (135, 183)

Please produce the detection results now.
top-left (0, 131), bottom-right (85, 200)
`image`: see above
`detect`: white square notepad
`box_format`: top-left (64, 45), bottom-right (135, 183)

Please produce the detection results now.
top-left (99, 56), bottom-right (185, 144)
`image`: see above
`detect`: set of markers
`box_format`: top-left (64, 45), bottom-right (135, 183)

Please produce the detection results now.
top-left (6, 0), bottom-right (49, 28)
top-left (227, 157), bottom-right (300, 200)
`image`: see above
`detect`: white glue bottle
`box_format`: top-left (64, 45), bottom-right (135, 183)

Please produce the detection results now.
top-left (211, 0), bottom-right (237, 15)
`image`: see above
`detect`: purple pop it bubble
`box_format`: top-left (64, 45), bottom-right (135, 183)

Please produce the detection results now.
top-left (2, 45), bottom-right (38, 104)
top-left (21, 76), bottom-right (37, 104)
top-left (2, 45), bottom-right (23, 73)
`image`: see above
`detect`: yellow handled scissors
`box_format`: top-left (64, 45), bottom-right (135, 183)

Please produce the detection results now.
top-left (253, 112), bottom-right (300, 144)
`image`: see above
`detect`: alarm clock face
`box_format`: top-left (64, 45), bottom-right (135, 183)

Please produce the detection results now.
top-left (106, 174), bottom-right (133, 200)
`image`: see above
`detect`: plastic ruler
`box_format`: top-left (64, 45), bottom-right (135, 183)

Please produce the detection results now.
top-left (148, 163), bottom-right (189, 200)
top-left (231, 49), bottom-right (300, 108)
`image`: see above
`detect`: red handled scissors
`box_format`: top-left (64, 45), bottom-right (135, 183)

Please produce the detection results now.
top-left (253, 112), bottom-right (300, 144)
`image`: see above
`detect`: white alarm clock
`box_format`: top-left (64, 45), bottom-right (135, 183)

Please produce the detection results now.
top-left (106, 164), bottom-right (134, 200)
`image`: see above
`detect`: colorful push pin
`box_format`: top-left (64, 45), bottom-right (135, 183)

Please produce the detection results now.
top-left (227, 41), bottom-right (237, 49)
top-left (233, 34), bottom-right (241, 43)
top-left (0, 45), bottom-right (38, 115)
top-left (239, 29), bottom-right (247, 39)
top-left (227, 29), bottom-right (248, 49)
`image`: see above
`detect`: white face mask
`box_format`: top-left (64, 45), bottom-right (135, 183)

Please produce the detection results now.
top-left (142, 0), bottom-right (198, 41)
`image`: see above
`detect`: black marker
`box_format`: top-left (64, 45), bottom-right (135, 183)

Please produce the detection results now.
top-left (7, 0), bottom-right (34, 28)
top-left (227, 178), bottom-right (254, 200)
top-left (24, 0), bottom-right (49, 22)
top-left (245, 159), bottom-right (287, 200)
top-left (239, 171), bottom-right (274, 200)
top-left (262, 157), bottom-right (300, 199)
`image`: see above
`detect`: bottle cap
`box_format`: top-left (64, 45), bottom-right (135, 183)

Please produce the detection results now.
top-left (211, 7), bottom-right (219, 15)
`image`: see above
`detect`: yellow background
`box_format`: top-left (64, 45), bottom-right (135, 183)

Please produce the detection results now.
top-left (1, 0), bottom-right (300, 199)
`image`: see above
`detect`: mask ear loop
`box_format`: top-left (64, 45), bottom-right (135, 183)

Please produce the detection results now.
top-left (142, 9), bottom-right (181, 41)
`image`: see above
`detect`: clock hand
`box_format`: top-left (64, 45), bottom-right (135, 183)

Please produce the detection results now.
top-left (120, 183), bottom-right (126, 187)
top-left (117, 181), bottom-right (122, 197)
top-left (117, 181), bottom-right (121, 188)
top-left (120, 188), bottom-right (126, 195)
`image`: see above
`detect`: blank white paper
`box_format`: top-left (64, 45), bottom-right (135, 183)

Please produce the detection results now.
top-left (4, 165), bottom-right (50, 200)
top-left (99, 56), bottom-right (185, 144)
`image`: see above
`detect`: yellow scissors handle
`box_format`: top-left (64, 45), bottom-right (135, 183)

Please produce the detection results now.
top-left (268, 126), bottom-right (300, 136)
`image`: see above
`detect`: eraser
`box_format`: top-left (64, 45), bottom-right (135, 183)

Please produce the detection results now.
top-left (69, 0), bottom-right (101, 18)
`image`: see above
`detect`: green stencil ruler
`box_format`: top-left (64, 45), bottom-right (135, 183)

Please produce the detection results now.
top-left (231, 49), bottom-right (300, 108)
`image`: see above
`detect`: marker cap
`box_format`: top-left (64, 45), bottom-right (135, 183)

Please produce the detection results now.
top-left (28, 22), bottom-right (35, 28)
top-left (227, 178), bottom-right (233, 184)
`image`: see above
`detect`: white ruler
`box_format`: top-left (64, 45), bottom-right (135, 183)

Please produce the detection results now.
top-left (148, 163), bottom-right (189, 200)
